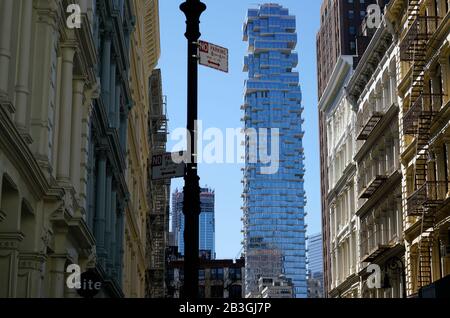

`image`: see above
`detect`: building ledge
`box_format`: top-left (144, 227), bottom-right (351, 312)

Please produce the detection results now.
top-left (356, 170), bottom-right (401, 218)
top-left (357, 112), bottom-right (384, 140)
top-left (361, 244), bottom-right (393, 263)
top-left (328, 274), bottom-right (359, 298)
top-left (355, 103), bottom-right (398, 161)
top-left (359, 175), bottom-right (389, 199)
top-left (406, 181), bottom-right (449, 217)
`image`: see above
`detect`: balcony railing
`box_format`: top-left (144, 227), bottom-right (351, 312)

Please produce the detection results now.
top-left (359, 175), bottom-right (389, 199)
top-left (357, 112), bottom-right (384, 141)
top-left (360, 228), bottom-right (396, 263)
top-left (406, 181), bottom-right (449, 216)
top-left (403, 95), bottom-right (423, 135)
top-left (399, 16), bottom-right (441, 61)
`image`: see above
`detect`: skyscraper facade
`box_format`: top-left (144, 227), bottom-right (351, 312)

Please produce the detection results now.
top-left (307, 233), bottom-right (323, 280)
top-left (172, 188), bottom-right (215, 259)
top-left (307, 233), bottom-right (324, 298)
top-left (242, 4), bottom-right (307, 298)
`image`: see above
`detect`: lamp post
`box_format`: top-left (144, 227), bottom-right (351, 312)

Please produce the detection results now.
top-left (180, 0), bottom-right (206, 300)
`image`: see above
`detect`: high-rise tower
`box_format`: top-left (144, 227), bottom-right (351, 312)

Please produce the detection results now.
top-left (242, 3), bottom-right (307, 298)
top-left (172, 188), bottom-right (216, 259)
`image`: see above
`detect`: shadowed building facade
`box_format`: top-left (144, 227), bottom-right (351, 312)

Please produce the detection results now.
top-left (0, 0), bottom-right (161, 298)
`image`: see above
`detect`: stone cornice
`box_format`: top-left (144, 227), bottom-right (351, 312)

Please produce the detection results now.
top-left (347, 19), bottom-right (393, 102)
top-left (318, 56), bottom-right (353, 113)
top-left (0, 104), bottom-right (58, 201)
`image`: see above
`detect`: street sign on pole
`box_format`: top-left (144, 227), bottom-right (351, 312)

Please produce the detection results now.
top-left (198, 40), bottom-right (229, 73)
top-left (151, 151), bottom-right (186, 180)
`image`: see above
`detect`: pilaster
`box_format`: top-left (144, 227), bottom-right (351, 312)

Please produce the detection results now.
top-left (14, 0), bottom-right (34, 143)
top-left (0, 0), bottom-right (14, 99)
top-left (0, 232), bottom-right (23, 297)
top-left (70, 78), bottom-right (86, 197)
top-left (94, 152), bottom-right (107, 267)
top-left (17, 252), bottom-right (46, 297)
top-left (56, 43), bottom-right (77, 183)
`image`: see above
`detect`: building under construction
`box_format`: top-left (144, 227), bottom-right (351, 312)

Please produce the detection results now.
top-left (386, 0), bottom-right (450, 297)
top-left (146, 69), bottom-right (171, 298)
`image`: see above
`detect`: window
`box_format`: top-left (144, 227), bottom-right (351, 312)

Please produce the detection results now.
top-left (348, 10), bottom-right (354, 19)
top-left (229, 285), bottom-right (242, 299)
top-left (211, 268), bottom-right (224, 280)
top-left (229, 268), bottom-right (242, 281)
top-left (349, 26), bottom-right (356, 35)
top-left (199, 269), bottom-right (205, 281)
top-left (211, 285), bottom-right (224, 298)
top-left (198, 286), bottom-right (205, 298)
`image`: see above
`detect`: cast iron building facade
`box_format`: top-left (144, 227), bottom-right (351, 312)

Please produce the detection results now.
top-left (317, 0), bottom-right (390, 296)
top-left (242, 4), bottom-right (307, 298)
top-left (172, 188), bottom-right (215, 259)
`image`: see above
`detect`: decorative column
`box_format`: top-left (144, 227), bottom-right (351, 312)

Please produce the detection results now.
top-left (109, 62), bottom-right (116, 126)
top-left (0, 0), bottom-right (14, 98)
top-left (439, 57), bottom-right (450, 105)
top-left (101, 31), bottom-right (112, 110)
top-left (430, 69), bottom-right (442, 111)
top-left (445, 139), bottom-right (450, 198)
top-left (0, 233), bottom-right (22, 297)
top-left (17, 253), bottom-right (46, 297)
top-left (94, 152), bottom-right (107, 267)
top-left (70, 79), bottom-right (85, 196)
top-left (115, 84), bottom-right (121, 129)
top-left (115, 205), bottom-right (125, 285)
top-left (105, 174), bottom-right (113, 272)
top-left (388, 67), bottom-right (397, 106)
top-left (435, 146), bottom-right (446, 199)
top-left (110, 190), bottom-right (117, 277)
top-left (14, 0), bottom-right (33, 138)
top-left (120, 109), bottom-right (128, 153)
top-left (49, 253), bottom-right (68, 298)
top-left (30, 1), bottom-right (58, 163)
top-left (56, 44), bottom-right (77, 183)
top-left (381, 83), bottom-right (388, 112)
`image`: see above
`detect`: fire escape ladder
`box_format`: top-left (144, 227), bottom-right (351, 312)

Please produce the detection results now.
top-left (418, 210), bottom-right (435, 289)
top-left (400, 1), bottom-right (440, 291)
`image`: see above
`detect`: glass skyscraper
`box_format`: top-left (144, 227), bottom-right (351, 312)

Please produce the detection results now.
top-left (172, 188), bottom-right (216, 259)
top-left (307, 233), bottom-right (324, 298)
top-left (242, 4), bottom-right (307, 298)
top-left (307, 233), bottom-right (323, 279)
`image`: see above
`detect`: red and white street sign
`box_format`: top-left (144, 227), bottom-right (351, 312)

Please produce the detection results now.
top-left (198, 40), bottom-right (229, 73)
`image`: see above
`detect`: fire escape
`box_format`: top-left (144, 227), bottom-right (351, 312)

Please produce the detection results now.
top-left (146, 70), bottom-right (170, 298)
top-left (400, 0), bottom-right (443, 290)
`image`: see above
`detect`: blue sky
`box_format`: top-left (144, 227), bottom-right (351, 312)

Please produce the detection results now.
top-left (158, 0), bottom-right (322, 259)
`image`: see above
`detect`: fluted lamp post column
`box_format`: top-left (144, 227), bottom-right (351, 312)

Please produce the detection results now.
top-left (180, 0), bottom-right (206, 300)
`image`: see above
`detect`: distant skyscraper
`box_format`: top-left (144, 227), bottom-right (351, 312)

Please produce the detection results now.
top-left (307, 233), bottom-right (323, 277)
top-left (307, 233), bottom-right (323, 298)
top-left (242, 4), bottom-right (307, 298)
top-left (172, 188), bottom-right (216, 259)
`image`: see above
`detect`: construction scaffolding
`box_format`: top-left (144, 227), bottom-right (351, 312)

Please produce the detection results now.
top-left (146, 69), bottom-right (170, 298)
top-left (400, 0), bottom-right (444, 290)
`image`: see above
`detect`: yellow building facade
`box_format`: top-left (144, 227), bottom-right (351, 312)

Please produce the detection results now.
top-left (0, 0), bottom-right (162, 298)
top-left (0, 0), bottom-right (99, 297)
top-left (123, 0), bottom-right (161, 298)
top-left (386, 0), bottom-right (450, 297)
